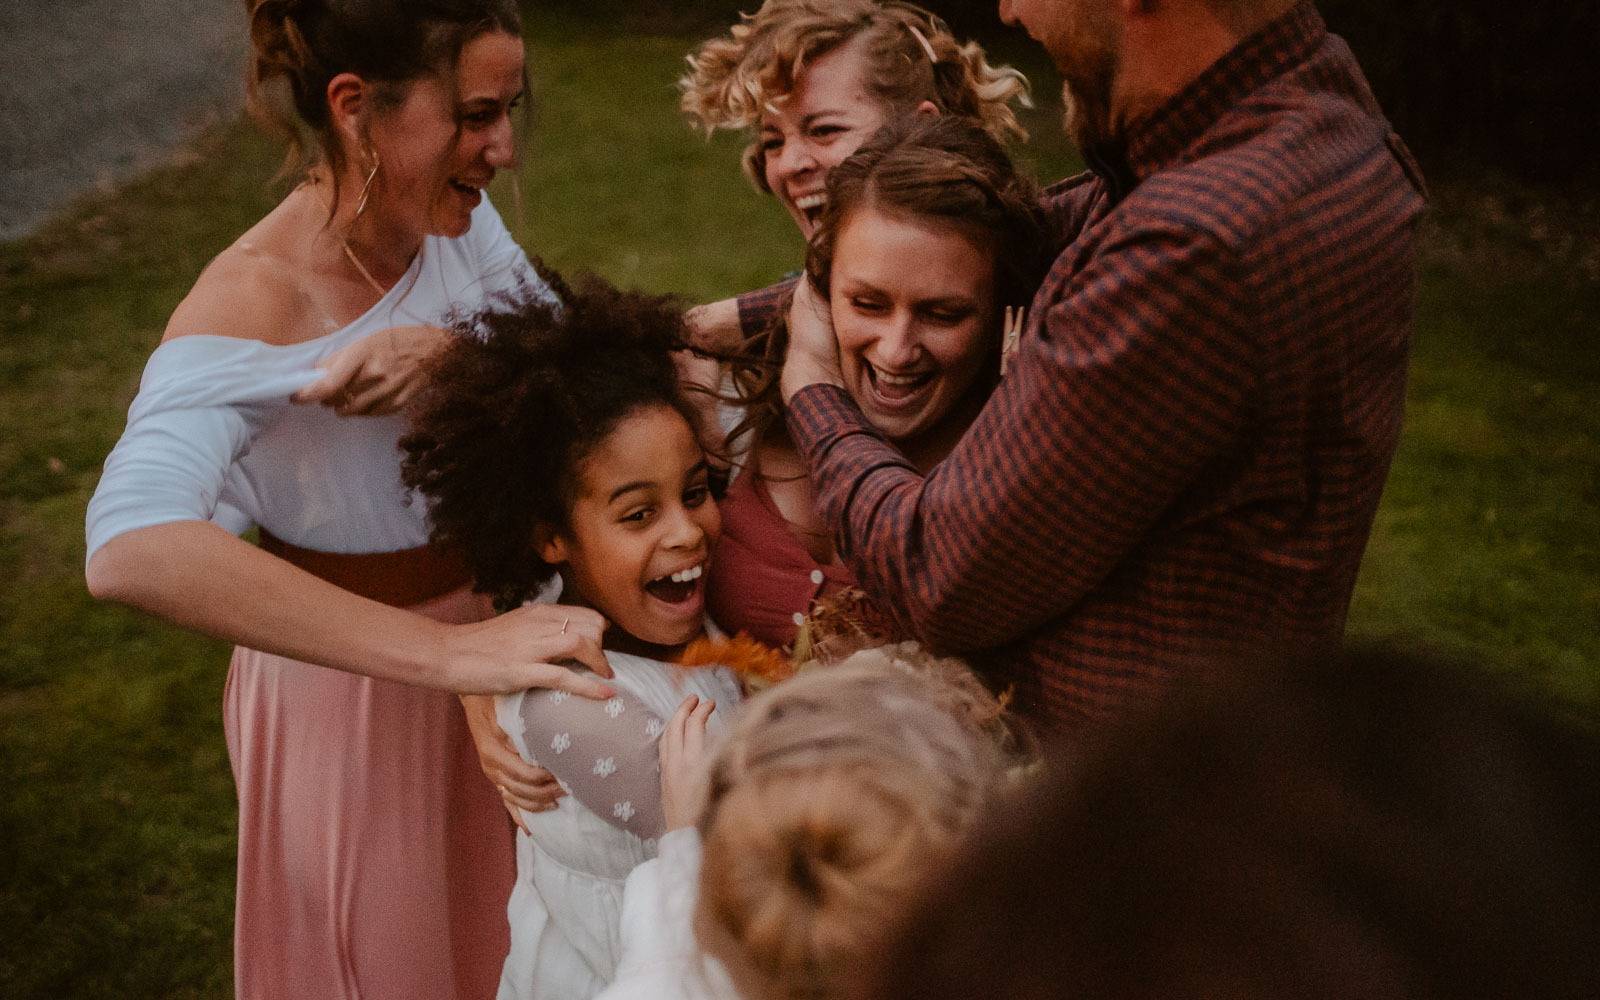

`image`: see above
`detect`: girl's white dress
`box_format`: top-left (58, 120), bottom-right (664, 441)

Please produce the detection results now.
top-left (494, 638), bottom-right (742, 1000)
top-left (596, 828), bottom-right (741, 1000)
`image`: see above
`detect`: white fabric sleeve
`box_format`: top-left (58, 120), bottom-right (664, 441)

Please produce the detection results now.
top-left (516, 681), bottom-right (669, 841)
top-left (600, 828), bottom-right (737, 1000)
top-left (466, 197), bottom-right (554, 304)
top-left (84, 336), bottom-right (320, 564)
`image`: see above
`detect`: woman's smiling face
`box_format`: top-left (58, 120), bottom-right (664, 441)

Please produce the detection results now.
top-left (539, 404), bottom-right (720, 651)
top-left (365, 30), bottom-right (525, 241)
top-left (759, 35), bottom-right (888, 238)
top-left (830, 206), bottom-right (998, 446)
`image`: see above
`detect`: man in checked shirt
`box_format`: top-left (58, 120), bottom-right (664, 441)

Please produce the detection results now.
top-left (776, 0), bottom-right (1429, 731)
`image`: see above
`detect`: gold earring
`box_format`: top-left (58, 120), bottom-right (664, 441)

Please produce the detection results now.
top-left (354, 147), bottom-right (381, 220)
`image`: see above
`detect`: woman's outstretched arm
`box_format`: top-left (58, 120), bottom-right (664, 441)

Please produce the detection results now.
top-left (87, 520), bottom-right (615, 697)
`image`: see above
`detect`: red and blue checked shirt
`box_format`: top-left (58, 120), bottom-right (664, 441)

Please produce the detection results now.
top-left (783, 2), bottom-right (1428, 731)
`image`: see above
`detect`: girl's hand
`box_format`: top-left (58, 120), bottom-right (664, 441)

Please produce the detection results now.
top-left (460, 694), bottom-right (564, 834)
top-left (779, 278), bottom-right (845, 403)
top-left (437, 603), bottom-right (616, 696)
top-left (293, 324), bottom-right (450, 416)
top-left (660, 694), bottom-right (717, 831)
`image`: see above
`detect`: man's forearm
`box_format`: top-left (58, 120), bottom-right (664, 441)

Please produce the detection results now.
top-left (784, 383), bottom-right (1033, 654)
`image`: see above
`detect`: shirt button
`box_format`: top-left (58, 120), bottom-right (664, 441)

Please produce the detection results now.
top-left (810, 570), bottom-right (825, 585)
top-left (792, 612), bottom-right (806, 627)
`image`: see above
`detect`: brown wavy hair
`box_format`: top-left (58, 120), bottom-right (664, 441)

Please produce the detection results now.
top-left (694, 644), bottom-right (1019, 1000)
top-left (680, 0), bottom-right (1031, 194)
top-left (399, 269), bottom-right (693, 610)
top-left (245, 0), bottom-right (523, 205)
top-left (720, 114), bottom-right (1052, 460)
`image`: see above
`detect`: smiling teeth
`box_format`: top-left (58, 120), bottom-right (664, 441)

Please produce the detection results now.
top-left (794, 193), bottom-right (826, 210)
top-left (875, 369), bottom-right (927, 386)
top-left (668, 565), bottom-right (704, 584)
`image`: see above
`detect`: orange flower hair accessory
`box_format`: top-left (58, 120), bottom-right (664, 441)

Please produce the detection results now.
top-left (676, 589), bottom-right (895, 692)
top-left (677, 633), bottom-right (795, 691)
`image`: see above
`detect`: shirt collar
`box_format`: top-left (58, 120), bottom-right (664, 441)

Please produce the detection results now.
top-left (1082, 1), bottom-right (1326, 196)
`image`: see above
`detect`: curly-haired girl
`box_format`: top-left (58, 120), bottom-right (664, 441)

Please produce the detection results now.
top-left (401, 273), bottom-right (743, 1000)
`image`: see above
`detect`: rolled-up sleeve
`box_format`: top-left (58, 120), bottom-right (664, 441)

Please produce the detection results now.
top-left (85, 336), bottom-right (317, 564)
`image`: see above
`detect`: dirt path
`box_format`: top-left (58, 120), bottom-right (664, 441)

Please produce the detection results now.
top-left (0, 0), bottom-right (247, 242)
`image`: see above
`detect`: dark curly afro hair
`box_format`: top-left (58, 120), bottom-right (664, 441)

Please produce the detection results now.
top-left (400, 266), bottom-right (693, 610)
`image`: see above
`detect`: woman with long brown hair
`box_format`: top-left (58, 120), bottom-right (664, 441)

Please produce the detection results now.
top-left (84, 3), bottom-right (609, 996)
top-left (703, 115), bottom-right (1052, 651)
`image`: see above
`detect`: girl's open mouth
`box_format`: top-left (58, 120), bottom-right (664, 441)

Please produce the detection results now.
top-left (644, 563), bottom-right (703, 605)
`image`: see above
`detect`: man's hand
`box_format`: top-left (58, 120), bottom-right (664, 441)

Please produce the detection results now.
top-left (780, 279), bottom-right (845, 403)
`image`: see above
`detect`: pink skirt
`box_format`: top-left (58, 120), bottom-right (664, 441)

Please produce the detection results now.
top-left (224, 586), bottom-right (513, 1000)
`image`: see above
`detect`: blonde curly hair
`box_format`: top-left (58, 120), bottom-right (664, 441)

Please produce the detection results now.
top-left (680, 0), bottom-right (1030, 193)
top-left (693, 644), bottom-right (1022, 1000)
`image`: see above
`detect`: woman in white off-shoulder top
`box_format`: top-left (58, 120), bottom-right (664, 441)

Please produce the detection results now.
top-left (83, 3), bottom-right (611, 998)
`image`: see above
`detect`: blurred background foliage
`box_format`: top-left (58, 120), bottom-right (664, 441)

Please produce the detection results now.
top-left (1317, 0), bottom-right (1599, 183)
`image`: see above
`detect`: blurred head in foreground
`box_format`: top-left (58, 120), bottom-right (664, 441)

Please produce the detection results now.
top-left (694, 643), bottom-right (1021, 1000)
top-left (863, 647), bottom-right (1600, 1000)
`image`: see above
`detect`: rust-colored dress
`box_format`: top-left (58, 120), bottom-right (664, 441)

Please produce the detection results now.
top-left (704, 469), bottom-right (856, 650)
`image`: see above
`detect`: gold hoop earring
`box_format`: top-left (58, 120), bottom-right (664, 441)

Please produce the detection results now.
top-left (354, 148), bottom-right (381, 220)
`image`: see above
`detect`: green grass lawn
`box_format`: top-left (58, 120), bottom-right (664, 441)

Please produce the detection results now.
top-left (2, 19), bottom-right (1596, 999)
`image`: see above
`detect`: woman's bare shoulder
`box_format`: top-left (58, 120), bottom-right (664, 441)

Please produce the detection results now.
top-left (163, 198), bottom-right (323, 346)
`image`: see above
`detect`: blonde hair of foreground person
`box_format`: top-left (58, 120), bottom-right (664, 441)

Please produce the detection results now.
top-left (681, 0), bottom-right (1031, 192)
top-left (693, 643), bottom-right (1021, 1000)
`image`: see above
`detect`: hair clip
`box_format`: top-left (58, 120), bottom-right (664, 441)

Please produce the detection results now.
top-left (907, 24), bottom-right (938, 64)
top-left (1000, 305), bottom-right (1026, 377)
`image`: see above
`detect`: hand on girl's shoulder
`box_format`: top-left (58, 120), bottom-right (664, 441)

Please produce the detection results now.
top-left (164, 242), bottom-right (317, 347)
